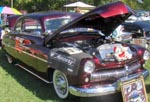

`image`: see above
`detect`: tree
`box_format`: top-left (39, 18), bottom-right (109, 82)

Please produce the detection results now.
top-left (0, 0), bottom-right (9, 6)
top-left (138, 0), bottom-right (150, 10)
top-left (0, 0), bottom-right (149, 13)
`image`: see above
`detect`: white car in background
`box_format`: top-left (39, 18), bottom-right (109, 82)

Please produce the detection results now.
top-left (126, 10), bottom-right (150, 22)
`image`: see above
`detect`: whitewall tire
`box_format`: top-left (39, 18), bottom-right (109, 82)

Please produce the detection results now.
top-left (53, 70), bottom-right (69, 99)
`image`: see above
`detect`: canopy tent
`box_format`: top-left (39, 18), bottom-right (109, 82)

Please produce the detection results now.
top-left (0, 6), bottom-right (22, 15)
top-left (0, 6), bottom-right (22, 25)
top-left (64, 1), bottom-right (96, 9)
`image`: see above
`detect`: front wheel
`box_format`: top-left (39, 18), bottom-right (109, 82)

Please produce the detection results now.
top-left (53, 70), bottom-right (69, 99)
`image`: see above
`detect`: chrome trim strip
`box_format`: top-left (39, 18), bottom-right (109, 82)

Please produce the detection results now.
top-left (69, 70), bottom-right (149, 97)
top-left (15, 64), bottom-right (52, 84)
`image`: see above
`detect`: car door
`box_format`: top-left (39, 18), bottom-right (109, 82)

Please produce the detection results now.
top-left (4, 17), bottom-right (49, 73)
top-left (2, 18), bottom-right (23, 61)
top-left (18, 18), bottom-right (49, 72)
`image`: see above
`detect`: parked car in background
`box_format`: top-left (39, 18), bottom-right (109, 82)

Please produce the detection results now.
top-left (112, 20), bottom-right (150, 48)
top-left (126, 10), bottom-right (150, 22)
top-left (123, 20), bottom-right (150, 38)
top-left (2, 1), bottom-right (149, 99)
top-left (135, 10), bottom-right (150, 21)
top-left (122, 20), bottom-right (150, 48)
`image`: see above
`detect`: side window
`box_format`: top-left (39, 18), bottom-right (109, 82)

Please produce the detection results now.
top-left (15, 20), bottom-right (22, 31)
top-left (23, 19), bottom-right (42, 36)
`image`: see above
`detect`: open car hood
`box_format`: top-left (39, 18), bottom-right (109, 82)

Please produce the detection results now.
top-left (45, 1), bottom-right (133, 44)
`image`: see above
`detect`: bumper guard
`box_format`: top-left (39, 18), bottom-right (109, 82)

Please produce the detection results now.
top-left (69, 70), bottom-right (149, 97)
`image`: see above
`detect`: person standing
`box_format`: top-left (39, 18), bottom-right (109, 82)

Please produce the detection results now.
top-left (0, 26), bottom-right (6, 48)
top-left (74, 7), bottom-right (81, 13)
top-left (0, 26), bottom-right (2, 48)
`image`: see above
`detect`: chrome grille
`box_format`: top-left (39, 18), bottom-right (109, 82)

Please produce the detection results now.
top-left (91, 62), bottom-right (141, 82)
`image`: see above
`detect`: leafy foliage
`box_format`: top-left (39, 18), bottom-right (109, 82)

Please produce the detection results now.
top-left (0, 0), bottom-right (149, 13)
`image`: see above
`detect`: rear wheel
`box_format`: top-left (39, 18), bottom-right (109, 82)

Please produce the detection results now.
top-left (53, 70), bottom-right (69, 99)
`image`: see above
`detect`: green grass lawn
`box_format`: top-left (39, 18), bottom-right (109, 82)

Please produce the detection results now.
top-left (0, 50), bottom-right (149, 102)
top-left (144, 59), bottom-right (150, 102)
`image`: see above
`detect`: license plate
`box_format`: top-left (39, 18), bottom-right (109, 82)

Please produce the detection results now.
top-left (121, 76), bottom-right (148, 102)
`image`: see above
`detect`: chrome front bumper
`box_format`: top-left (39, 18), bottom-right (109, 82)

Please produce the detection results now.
top-left (69, 70), bottom-right (149, 97)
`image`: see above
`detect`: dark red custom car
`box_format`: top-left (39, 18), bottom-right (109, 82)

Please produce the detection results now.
top-left (7, 15), bottom-right (21, 30)
top-left (2, 1), bottom-right (149, 99)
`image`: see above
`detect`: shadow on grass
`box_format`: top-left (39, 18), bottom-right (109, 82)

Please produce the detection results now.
top-left (146, 85), bottom-right (150, 93)
top-left (0, 50), bottom-right (123, 102)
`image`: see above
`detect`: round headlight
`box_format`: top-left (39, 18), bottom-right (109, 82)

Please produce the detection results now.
top-left (143, 50), bottom-right (150, 60)
top-left (84, 60), bottom-right (95, 73)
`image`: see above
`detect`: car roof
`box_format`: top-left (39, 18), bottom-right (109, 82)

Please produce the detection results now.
top-left (7, 15), bottom-right (21, 29)
top-left (19, 11), bottom-right (81, 20)
top-left (8, 11), bottom-right (81, 30)
top-left (124, 21), bottom-right (150, 28)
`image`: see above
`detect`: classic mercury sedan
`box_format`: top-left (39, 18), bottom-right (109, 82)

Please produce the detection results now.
top-left (2, 1), bottom-right (149, 99)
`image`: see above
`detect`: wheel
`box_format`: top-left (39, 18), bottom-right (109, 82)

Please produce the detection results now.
top-left (6, 54), bottom-right (14, 64)
top-left (53, 70), bottom-right (69, 99)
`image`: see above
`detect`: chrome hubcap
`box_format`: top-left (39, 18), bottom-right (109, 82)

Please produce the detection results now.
top-left (55, 72), bottom-right (67, 95)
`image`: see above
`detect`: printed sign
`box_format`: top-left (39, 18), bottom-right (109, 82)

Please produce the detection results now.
top-left (121, 76), bottom-right (148, 102)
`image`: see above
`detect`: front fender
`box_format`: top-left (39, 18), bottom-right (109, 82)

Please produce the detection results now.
top-left (130, 43), bottom-right (147, 58)
top-left (48, 48), bottom-right (92, 76)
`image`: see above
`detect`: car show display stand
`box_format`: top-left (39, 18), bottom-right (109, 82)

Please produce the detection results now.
top-left (121, 76), bottom-right (148, 102)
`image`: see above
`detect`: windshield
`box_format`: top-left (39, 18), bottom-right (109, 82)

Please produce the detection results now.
top-left (45, 17), bottom-right (72, 32)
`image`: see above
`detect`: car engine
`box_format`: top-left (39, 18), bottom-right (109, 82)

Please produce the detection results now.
top-left (58, 36), bottom-right (134, 62)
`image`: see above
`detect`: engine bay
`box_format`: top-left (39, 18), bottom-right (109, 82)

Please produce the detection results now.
top-left (56, 34), bottom-right (134, 62)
